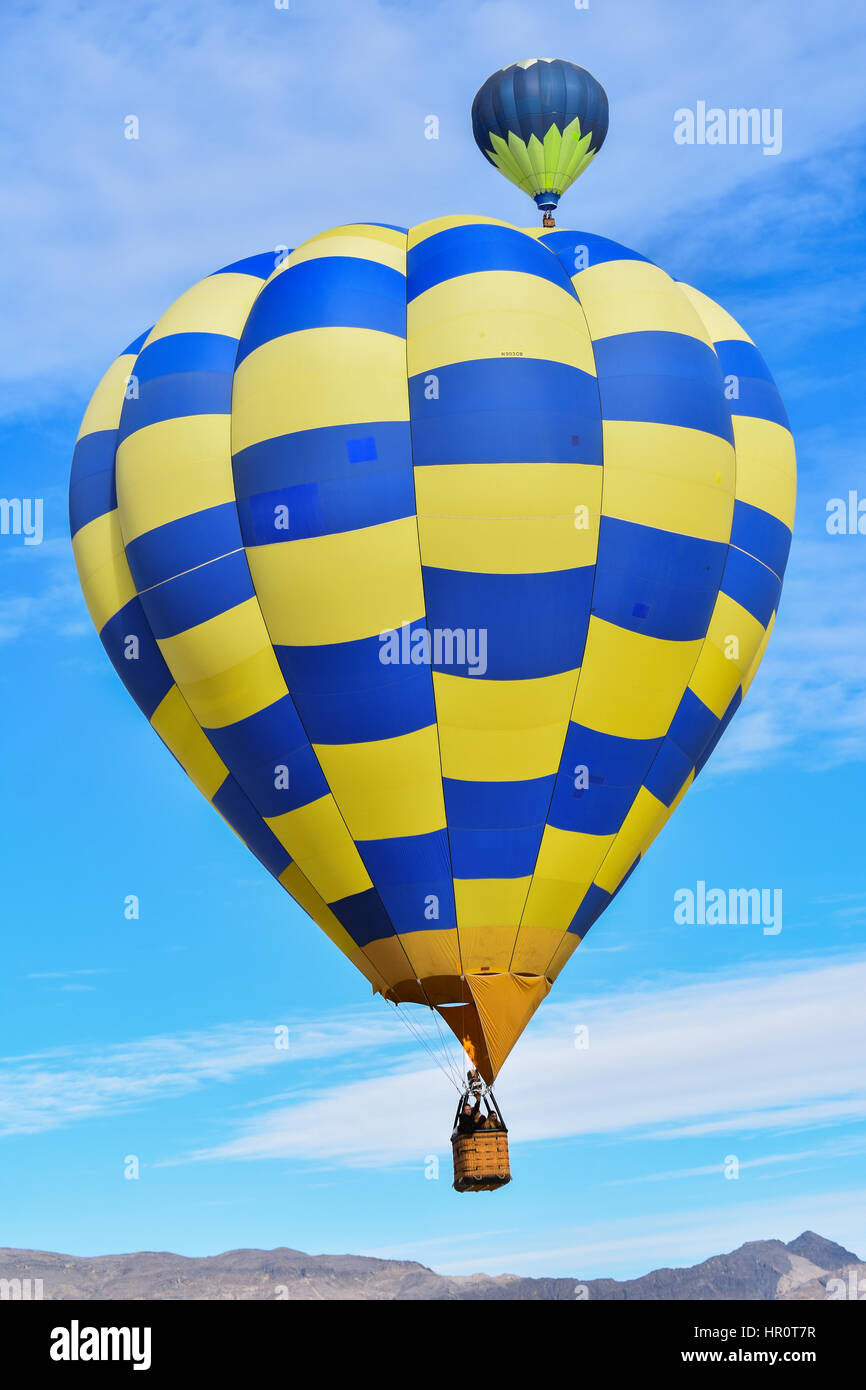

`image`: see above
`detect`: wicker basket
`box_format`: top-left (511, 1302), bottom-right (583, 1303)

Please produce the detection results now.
top-left (451, 1127), bottom-right (511, 1192)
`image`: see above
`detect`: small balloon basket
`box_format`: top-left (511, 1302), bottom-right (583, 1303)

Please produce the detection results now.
top-left (450, 1093), bottom-right (511, 1193)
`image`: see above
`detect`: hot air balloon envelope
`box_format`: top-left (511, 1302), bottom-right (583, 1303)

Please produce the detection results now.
top-left (70, 220), bottom-right (795, 1087)
top-left (472, 58), bottom-right (609, 210)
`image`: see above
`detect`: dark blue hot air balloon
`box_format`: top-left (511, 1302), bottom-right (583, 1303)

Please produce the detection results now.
top-left (471, 57), bottom-right (609, 217)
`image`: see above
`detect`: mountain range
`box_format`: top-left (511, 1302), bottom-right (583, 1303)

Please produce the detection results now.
top-left (1, 1230), bottom-right (861, 1300)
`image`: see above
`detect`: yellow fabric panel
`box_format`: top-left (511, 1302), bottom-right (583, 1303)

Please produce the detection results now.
top-left (508, 923), bottom-right (571, 974)
top-left (414, 461), bottom-right (601, 521)
top-left (601, 421), bottom-right (735, 543)
top-left (533, 822), bottom-right (615, 886)
top-left (466, 972), bottom-right (551, 1079)
top-left (518, 824), bottom-right (613, 932)
top-left (683, 288), bottom-right (797, 527)
top-left (678, 282), bottom-right (754, 344)
top-left (732, 416), bottom-right (797, 528)
top-left (176, 646), bottom-right (287, 729)
top-left (433, 669), bottom-right (579, 781)
top-left (572, 617), bottom-right (702, 739)
top-left (142, 272), bottom-right (263, 344)
top-left (614, 770), bottom-right (694, 887)
top-left (407, 215), bottom-right (510, 250)
top-left (115, 415), bottom-right (235, 542)
top-left (706, 590), bottom-right (767, 679)
top-left (278, 861), bottom-right (389, 993)
top-left (454, 879), bottom-right (532, 967)
top-left (76, 353), bottom-right (136, 441)
top-left (298, 222), bottom-right (406, 251)
top-left (393, 928), bottom-right (463, 983)
top-left (459, 927), bottom-right (523, 977)
top-left (157, 597), bottom-right (269, 686)
top-left (417, 511), bottom-right (599, 575)
top-left (246, 517), bottom-right (425, 646)
top-left (688, 645), bottom-right (744, 722)
top-left (407, 270), bottom-right (596, 376)
top-left (314, 725), bottom-right (445, 841)
top-left (276, 225), bottom-right (406, 275)
top-left (72, 509), bottom-right (136, 632)
top-left (742, 610), bottom-right (775, 697)
top-left (150, 685), bottom-right (228, 800)
top-left (71, 506), bottom-right (125, 587)
top-left (359, 935), bottom-right (412, 990)
top-left (231, 327), bottom-right (408, 453)
top-left (572, 261), bottom-right (713, 344)
top-left (518, 877), bottom-right (591, 934)
top-left (270, 795), bottom-right (372, 903)
top-left (595, 785), bottom-right (667, 894)
top-left (157, 598), bottom-right (286, 728)
top-left (688, 591), bottom-right (765, 718)
top-left (415, 460), bottom-right (602, 575)
top-left (546, 931), bottom-right (581, 980)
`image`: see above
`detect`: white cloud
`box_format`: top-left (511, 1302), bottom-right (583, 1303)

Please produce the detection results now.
top-left (709, 534), bottom-right (866, 775)
top-left (177, 953), bottom-right (866, 1168)
top-left (0, 537), bottom-right (89, 646)
top-left (5, 955), bottom-right (864, 1164)
top-left (0, 1014), bottom-right (406, 1136)
top-left (609, 1134), bottom-right (866, 1185)
top-left (424, 1184), bottom-right (866, 1277)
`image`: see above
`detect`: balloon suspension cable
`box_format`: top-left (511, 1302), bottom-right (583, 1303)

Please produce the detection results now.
top-left (418, 973), bottom-right (469, 1091)
top-left (428, 1000), bottom-right (469, 1091)
top-left (385, 995), bottom-right (465, 1092)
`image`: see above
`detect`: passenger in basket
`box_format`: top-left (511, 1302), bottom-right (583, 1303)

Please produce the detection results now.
top-left (455, 1097), bottom-right (481, 1136)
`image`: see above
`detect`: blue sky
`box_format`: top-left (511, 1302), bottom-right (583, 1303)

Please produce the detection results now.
top-left (1, 0), bottom-right (866, 1281)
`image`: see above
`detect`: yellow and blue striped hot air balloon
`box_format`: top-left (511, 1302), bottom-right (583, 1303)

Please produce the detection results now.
top-left (472, 58), bottom-right (609, 216)
top-left (70, 57), bottom-right (795, 1111)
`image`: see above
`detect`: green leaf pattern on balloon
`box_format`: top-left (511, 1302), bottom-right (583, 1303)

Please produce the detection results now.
top-left (486, 118), bottom-right (598, 200)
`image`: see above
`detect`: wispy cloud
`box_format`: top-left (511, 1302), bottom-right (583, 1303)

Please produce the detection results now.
top-left (4, 955), bottom-right (863, 1156)
top-left (0, 1014), bottom-right (406, 1137)
top-left (26, 969), bottom-right (113, 980)
top-left (709, 535), bottom-right (866, 775)
top-left (0, 538), bottom-right (88, 647)
top-left (187, 954), bottom-right (866, 1168)
top-left (608, 1134), bottom-right (866, 1186)
top-left (3, 0), bottom-right (866, 408)
top-left (424, 1184), bottom-right (866, 1277)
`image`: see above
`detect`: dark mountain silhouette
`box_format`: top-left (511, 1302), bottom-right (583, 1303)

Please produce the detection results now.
top-left (0, 1230), bottom-right (860, 1301)
top-left (785, 1230), bottom-right (858, 1269)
